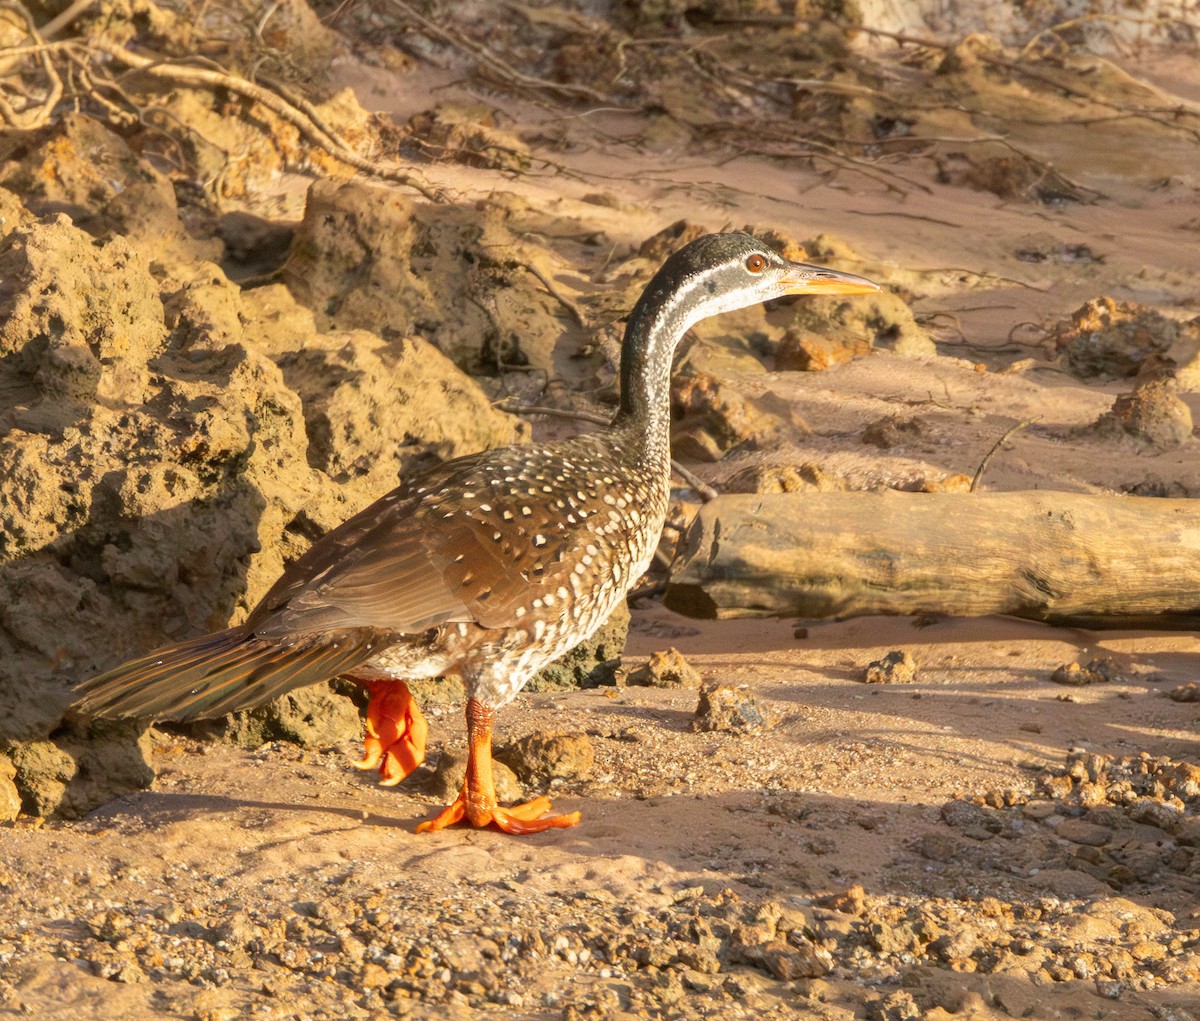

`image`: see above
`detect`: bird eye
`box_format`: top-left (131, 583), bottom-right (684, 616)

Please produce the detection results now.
top-left (745, 254), bottom-right (767, 273)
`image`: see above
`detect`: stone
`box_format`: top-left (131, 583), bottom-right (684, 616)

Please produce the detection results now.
top-left (790, 235), bottom-right (935, 359)
top-left (915, 832), bottom-right (964, 862)
top-left (775, 328), bottom-right (870, 371)
top-left (3, 722), bottom-right (153, 819)
top-left (496, 732), bottom-right (595, 782)
top-left (691, 684), bottom-right (770, 734)
top-left (429, 748), bottom-right (522, 804)
top-left (627, 647), bottom-right (702, 689)
top-left (1030, 867), bottom-right (1111, 899)
top-left (670, 371), bottom-right (801, 454)
top-left (283, 179), bottom-right (575, 373)
top-left (861, 417), bottom-right (927, 449)
top-left (1051, 296), bottom-right (1200, 379)
top-left (0, 755), bottom-right (20, 822)
top-left (940, 799), bottom-right (1001, 838)
top-left (1167, 683), bottom-right (1199, 703)
top-left (1094, 381), bottom-right (1194, 448)
top-left (1056, 818), bottom-right (1113, 847)
top-left (732, 939), bottom-right (831, 980)
top-left (1050, 658), bottom-right (1122, 686)
top-left (0, 172), bottom-right (532, 816)
top-left (862, 650), bottom-right (918, 685)
top-left (220, 687), bottom-right (363, 749)
top-left (407, 102), bottom-right (531, 173)
top-left (867, 989), bottom-right (921, 1021)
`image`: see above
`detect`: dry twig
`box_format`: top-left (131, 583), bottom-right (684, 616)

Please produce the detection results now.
top-left (971, 417), bottom-right (1038, 492)
top-left (384, 0), bottom-right (612, 105)
top-left (0, 3), bottom-right (62, 128)
top-left (84, 37), bottom-right (446, 201)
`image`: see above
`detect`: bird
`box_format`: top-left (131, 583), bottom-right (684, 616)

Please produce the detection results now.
top-left (73, 231), bottom-right (879, 834)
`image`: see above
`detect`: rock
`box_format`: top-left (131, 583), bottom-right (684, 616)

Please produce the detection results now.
top-left (0, 755), bottom-right (21, 822)
top-left (866, 989), bottom-right (922, 1021)
top-left (636, 219), bottom-right (712, 263)
top-left (896, 472), bottom-right (974, 493)
top-left (2, 722), bottom-right (153, 819)
top-left (1168, 683), bottom-right (1200, 702)
top-left (732, 939), bottom-right (831, 980)
top-left (862, 650), bottom-right (918, 685)
top-left (669, 422), bottom-right (725, 463)
top-left (940, 799), bottom-right (1001, 839)
top-left (0, 166), bottom-right (526, 817)
top-left (868, 919), bottom-right (922, 955)
top-left (815, 884), bottom-right (868, 916)
top-left (1030, 867), bottom-right (1111, 899)
top-left (691, 683), bottom-right (770, 734)
top-left (528, 602), bottom-right (630, 692)
top-left (930, 928), bottom-right (978, 963)
top-left (219, 687), bottom-right (363, 749)
top-left (271, 324), bottom-right (520, 493)
top-left (775, 328), bottom-right (870, 371)
top-left (790, 235), bottom-right (935, 358)
top-left (1094, 381), bottom-right (1193, 447)
top-left (627, 647), bottom-right (702, 689)
top-left (283, 179), bottom-right (576, 372)
top-left (1056, 818), bottom-right (1113, 847)
top-left (915, 832), bottom-right (964, 862)
top-left (496, 732), bottom-right (595, 782)
top-left (429, 748), bottom-right (522, 804)
top-left (937, 150), bottom-right (1085, 203)
top-left (407, 102), bottom-right (531, 173)
top-left (861, 416), bottom-right (927, 449)
top-left (1051, 297), bottom-right (1200, 379)
top-left (670, 372), bottom-right (801, 455)
top-left (1050, 658), bottom-right (1122, 686)
top-left (0, 113), bottom-right (219, 264)
top-left (1129, 797), bottom-right (1182, 833)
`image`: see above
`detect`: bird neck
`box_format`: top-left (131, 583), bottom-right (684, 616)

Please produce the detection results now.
top-left (613, 272), bottom-right (703, 460)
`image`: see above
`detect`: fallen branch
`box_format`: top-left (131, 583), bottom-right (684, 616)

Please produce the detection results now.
top-left (666, 491), bottom-right (1200, 626)
top-left (85, 37), bottom-right (446, 201)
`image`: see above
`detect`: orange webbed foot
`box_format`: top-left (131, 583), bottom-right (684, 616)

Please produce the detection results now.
top-left (415, 791), bottom-right (580, 834)
top-left (352, 680), bottom-right (428, 786)
top-left (415, 696), bottom-right (581, 835)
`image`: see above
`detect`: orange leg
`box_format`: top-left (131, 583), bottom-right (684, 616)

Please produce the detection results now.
top-left (416, 698), bottom-right (581, 835)
top-left (352, 680), bottom-right (428, 786)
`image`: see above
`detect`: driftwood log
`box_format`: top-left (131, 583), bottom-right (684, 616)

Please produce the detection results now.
top-left (664, 491), bottom-right (1200, 627)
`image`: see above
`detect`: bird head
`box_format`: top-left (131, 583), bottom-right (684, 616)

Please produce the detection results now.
top-left (655, 231), bottom-right (880, 323)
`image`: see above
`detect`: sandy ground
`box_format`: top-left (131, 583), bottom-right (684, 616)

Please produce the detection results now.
top-left (2, 611), bottom-right (1199, 1019)
top-left (3, 9), bottom-right (1200, 1021)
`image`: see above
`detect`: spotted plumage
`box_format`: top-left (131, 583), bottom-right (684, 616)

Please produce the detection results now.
top-left (74, 232), bottom-right (879, 833)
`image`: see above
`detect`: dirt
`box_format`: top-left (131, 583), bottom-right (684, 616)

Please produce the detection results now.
top-left (1, 1), bottom-right (1199, 1019)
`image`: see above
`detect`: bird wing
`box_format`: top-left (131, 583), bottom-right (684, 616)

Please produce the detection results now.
top-left (247, 452), bottom-right (590, 638)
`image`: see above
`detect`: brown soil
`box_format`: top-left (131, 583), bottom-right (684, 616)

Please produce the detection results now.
top-left (1, 2), bottom-right (1199, 1019)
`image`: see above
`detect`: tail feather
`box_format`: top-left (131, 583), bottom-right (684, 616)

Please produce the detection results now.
top-left (73, 627), bottom-right (376, 721)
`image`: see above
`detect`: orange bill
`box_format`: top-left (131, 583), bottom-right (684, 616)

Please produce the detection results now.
top-left (782, 264), bottom-right (880, 296)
